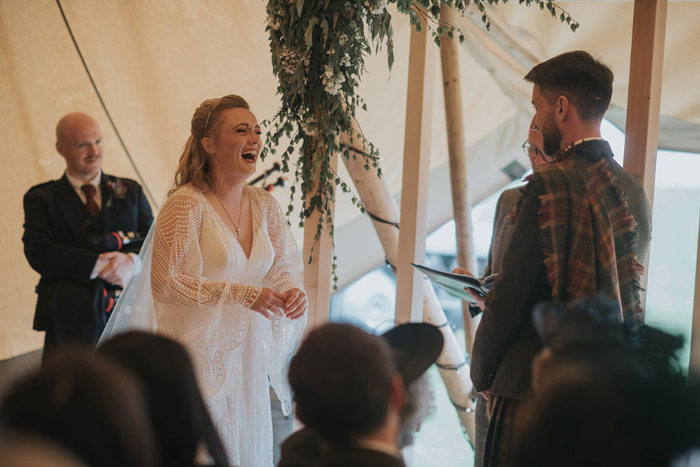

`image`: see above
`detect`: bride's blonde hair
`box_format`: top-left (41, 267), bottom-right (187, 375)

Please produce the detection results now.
top-left (172, 95), bottom-right (250, 195)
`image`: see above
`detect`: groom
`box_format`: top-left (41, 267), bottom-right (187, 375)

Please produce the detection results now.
top-left (23, 112), bottom-right (154, 355)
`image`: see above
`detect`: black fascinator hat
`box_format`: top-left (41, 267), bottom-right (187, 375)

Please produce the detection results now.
top-left (381, 323), bottom-right (444, 385)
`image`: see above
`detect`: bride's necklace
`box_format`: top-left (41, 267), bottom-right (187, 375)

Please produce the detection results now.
top-left (214, 190), bottom-right (244, 239)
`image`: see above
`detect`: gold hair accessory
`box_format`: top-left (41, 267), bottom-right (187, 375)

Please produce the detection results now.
top-left (204, 109), bottom-right (213, 135)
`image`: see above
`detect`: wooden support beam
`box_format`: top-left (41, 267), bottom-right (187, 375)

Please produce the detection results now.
top-left (395, 14), bottom-right (437, 325)
top-left (303, 153), bottom-right (338, 332)
top-left (623, 0), bottom-right (667, 206)
top-left (623, 0), bottom-right (667, 311)
top-left (342, 121), bottom-right (477, 446)
top-left (440, 5), bottom-right (479, 357)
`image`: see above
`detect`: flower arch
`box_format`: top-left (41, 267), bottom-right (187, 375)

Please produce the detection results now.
top-left (263, 0), bottom-right (577, 285)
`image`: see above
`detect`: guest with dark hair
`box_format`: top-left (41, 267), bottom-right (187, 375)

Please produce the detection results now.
top-left (0, 348), bottom-right (155, 467)
top-left (288, 323), bottom-right (421, 467)
top-left (98, 331), bottom-right (228, 467)
top-left (279, 323), bottom-right (444, 467)
top-left (514, 294), bottom-right (700, 466)
top-left (0, 432), bottom-right (88, 467)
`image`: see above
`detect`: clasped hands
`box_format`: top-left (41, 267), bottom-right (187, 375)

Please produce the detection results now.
top-left (98, 251), bottom-right (135, 288)
top-left (251, 288), bottom-right (307, 320)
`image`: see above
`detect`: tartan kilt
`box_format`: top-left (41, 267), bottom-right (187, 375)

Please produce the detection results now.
top-left (483, 395), bottom-right (519, 467)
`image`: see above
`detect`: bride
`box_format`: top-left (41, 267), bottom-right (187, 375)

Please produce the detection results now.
top-left (108, 94), bottom-right (308, 466)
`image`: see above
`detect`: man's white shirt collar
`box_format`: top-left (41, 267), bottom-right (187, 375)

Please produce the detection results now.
top-left (571, 137), bottom-right (605, 147)
top-left (65, 171), bottom-right (102, 208)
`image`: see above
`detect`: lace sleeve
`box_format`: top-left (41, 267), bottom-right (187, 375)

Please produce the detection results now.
top-left (257, 190), bottom-right (306, 416)
top-left (151, 191), bottom-right (261, 314)
top-left (261, 193), bottom-right (304, 293)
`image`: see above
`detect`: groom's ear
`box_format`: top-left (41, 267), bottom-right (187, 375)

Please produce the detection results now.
top-left (202, 137), bottom-right (215, 154)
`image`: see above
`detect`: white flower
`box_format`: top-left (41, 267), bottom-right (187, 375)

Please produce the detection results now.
top-left (339, 34), bottom-right (349, 45)
top-left (325, 82), bottom-right (343, 95)
top-left (370, 0), bottom-right (387, 15)
top-left (321, 65), bottom-right (346, 95)
top-left (266, 16), bottom-right (281, 30)
top-left (340, 53), bottom-right (352, 67)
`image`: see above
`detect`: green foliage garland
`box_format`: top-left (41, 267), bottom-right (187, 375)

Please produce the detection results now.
top-left (263, 0), bottom-right (578, 288)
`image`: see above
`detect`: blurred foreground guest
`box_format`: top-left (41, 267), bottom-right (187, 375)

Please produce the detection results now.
top-left (0, 432), bottom-right (88, 467)
top-left (514, 294), bottom-right (700, 466)
top-left (279, 323), bottom-right (443, 467)
top-left (98, 332), bottom-right (228, 467)
top-left (0, 349), bottom-right (155, 467)
top-left (288, 323), bottom-right (414, 467)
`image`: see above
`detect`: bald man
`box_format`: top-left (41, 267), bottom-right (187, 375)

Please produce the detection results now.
top-left (23, 113), bottom-right (153, 355)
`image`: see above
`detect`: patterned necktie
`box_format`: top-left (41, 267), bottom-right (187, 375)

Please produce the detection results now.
top-left (81, 184), bottom-right (101, 218)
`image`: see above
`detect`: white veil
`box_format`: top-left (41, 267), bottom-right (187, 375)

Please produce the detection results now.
top-left (98, 217), bottom-right (158, 343)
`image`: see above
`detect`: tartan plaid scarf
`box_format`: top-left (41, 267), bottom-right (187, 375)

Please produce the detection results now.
top-left (534, 141), bottom-right (644, 320)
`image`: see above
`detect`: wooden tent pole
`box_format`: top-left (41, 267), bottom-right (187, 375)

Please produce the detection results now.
top-left (302, 153), bottom-right (338, 333)
top-left (395, 11), bottom-right (437, 324)
top-left (341, 127), bottom-right (476, 445)
top-left (623, 0), bottom-right (667, 312)
top-left (439, 5), bottom-right (479, 358)
top-left (623, 0), bottom-right (667, 206)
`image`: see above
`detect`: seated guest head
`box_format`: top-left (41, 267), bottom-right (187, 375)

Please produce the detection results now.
top-left (280, 323), bottom-right (442, 466)
top-left (515, 377), bottom-right (700, 467)
top-left (381, 323), bottom-right (443, 448)
top-left (0, 348), bottom-right (155, 467)
top-left (516, 294), bottom-right (700, 466)
top-left (98, 331), bottom-right (228, 467)
top-left (0, 432), bottom-right (88, 467)
top-left (288, 323), bottom-right (405, 445)
top-left (530, 293), bottom-right (633, 394)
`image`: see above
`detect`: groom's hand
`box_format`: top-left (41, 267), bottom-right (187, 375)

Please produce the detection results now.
top-left (98, 251), bottom-right (134, 288)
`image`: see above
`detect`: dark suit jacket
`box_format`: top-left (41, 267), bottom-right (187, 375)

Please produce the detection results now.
top-left (471, 141), bottom-right (652, 400)
top-left (280, 428), bottom-right (406, 467)
top-left (279, 427), bottom-right (325, 467)
top-left (318, 446), bottom-right (405, 467)
top-left (23, 172), bottom-right (153, 348)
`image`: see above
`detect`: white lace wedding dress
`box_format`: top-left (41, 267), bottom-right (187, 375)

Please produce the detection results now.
top-left (150, 184), bottom-right (306, 467)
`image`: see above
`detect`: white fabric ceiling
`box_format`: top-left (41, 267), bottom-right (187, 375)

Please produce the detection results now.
top-left (1, 0), bottom-right (699, 359)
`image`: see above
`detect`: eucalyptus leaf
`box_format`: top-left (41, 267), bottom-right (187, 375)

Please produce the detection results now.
top-left (304, 17), bottom-right (319, 49)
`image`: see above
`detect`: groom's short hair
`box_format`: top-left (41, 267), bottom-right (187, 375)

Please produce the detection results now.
top-left (525, 50), bottom-right (614, 122)
top-left (288, 323), bottom-right (396, 443)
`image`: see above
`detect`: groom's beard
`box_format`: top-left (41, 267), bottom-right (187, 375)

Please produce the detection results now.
top-left (541, 116), bottom-right (563, 157)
